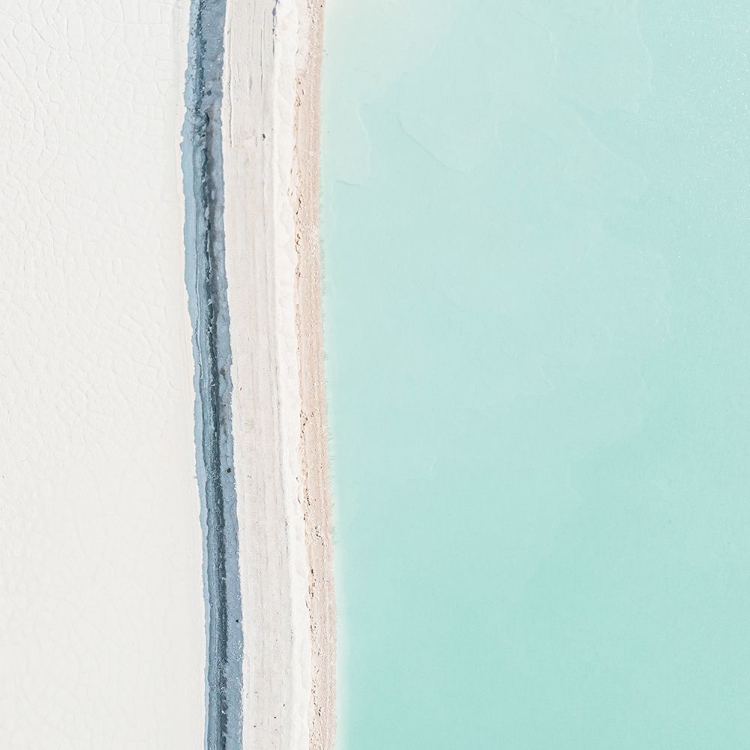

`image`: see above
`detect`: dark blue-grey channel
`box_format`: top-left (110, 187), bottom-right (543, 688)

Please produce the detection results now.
top-left (181, 0), bottom-right (243, 748)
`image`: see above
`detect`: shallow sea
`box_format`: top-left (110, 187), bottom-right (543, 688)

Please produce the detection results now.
top-left (321, 1), bottom-right (750, 747)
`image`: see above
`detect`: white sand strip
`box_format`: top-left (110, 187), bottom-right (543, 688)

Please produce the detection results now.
top-left (221, 1), bottom-right (334, 748)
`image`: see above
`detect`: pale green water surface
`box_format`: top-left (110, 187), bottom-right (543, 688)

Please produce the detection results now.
top-left (321, 1), bottom-right (750, 747)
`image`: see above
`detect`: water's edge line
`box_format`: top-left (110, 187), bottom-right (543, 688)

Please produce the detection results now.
top-left (182, 1), bottom-right (244, 748)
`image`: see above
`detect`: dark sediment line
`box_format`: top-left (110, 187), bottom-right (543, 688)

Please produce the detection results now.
top-left (181, 1), bottom-right (243, 748)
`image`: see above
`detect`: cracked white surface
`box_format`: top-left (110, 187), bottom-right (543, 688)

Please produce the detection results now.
top-left (0, 2), bottom-right (205, 747)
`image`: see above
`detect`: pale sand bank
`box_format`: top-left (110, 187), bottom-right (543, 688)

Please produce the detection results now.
top-left (221, 1), bottom-right (334, 748)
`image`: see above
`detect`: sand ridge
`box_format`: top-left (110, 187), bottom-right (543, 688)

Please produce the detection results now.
top-left (221, 0), bottom-right (334, 747)
top-left (292, 4), bottom-right (336, 749)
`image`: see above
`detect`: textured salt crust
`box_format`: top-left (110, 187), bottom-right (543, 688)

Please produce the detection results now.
top-left (0, 2), bottom-right (205, 747)
top-left (222, 1), bottom-right (333, 748)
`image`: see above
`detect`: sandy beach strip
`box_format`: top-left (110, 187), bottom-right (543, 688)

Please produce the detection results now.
top-left (221, 1), bottom-right (334, 748)
top-left (293, 4), bottom-right (336, 749)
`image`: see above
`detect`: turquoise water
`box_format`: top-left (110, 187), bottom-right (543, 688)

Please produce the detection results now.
top-left (321, 1), bottom-right (750, 747)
